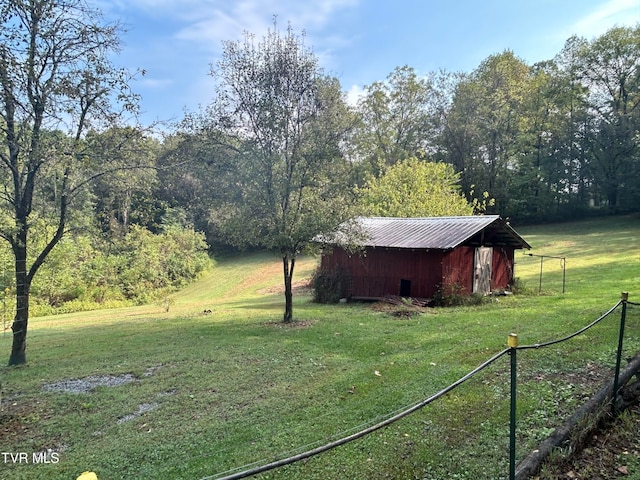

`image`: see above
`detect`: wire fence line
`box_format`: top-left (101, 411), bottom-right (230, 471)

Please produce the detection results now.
top-left (516, 253), bottom-right (568, 294)
top-left (200, 293), bottom-right (637, 480)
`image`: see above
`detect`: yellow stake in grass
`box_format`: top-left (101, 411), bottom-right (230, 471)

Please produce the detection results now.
top-left (76, 472), bottom-right (98, 480)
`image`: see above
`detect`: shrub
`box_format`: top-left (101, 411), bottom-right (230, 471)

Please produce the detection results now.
top-left (10, 225), bottom-right (213, 315)
top-left (312, 266), bottom-right (350, 304)
top-left (432, 282), bottom-right (485, 307)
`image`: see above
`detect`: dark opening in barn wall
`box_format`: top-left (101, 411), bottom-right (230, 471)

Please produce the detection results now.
top-left (400, 279), bottom-right (411, 297)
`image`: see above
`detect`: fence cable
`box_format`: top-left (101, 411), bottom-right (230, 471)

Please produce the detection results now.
top-left (203, 348), bottom-right (511, 480)
top-left (516, 300), bottom-right (622, 350)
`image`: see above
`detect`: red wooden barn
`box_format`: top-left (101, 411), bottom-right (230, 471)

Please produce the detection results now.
top-left (319, 216), bottom-right (530, 300)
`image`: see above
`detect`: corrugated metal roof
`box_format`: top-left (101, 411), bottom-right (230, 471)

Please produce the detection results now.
top-left (346, 216), bottom-right (530, 250)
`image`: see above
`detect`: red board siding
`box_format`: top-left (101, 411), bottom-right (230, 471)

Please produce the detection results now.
top-left (321, 244), bottom-right (517, 300)
top-left (491, 247), bottom-right (515, 290)
top-left (321, 247), bottom-right (445, 299)
top-left (442, 246), bottom-right (474, 294)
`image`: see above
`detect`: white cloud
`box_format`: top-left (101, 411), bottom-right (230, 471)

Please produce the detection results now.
top-left (138, 77), bottom-right (174, 90)
top-left (170, 0), bottom-right (359, 52)
top-left (176, 3), bottom-right (270, 49)
top-left (100, 0), bottom-right (360, 74)
top-left (345, 84), bottom-right (365, 106)
top-left (107, 0), bottom-right (358, 40)
top-left (570, 0), bottom-right (639, 38)
top-left (95, 0), bottom-right (361, 124)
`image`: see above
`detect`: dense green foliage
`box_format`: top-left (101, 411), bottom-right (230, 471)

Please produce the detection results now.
top-left (0, 227), bottom-right (211, 316)
top-left (432, 27), bottom-right (640, 221)
top-left (352, 66), bottom-right (435, 170)
top-left (358, 157), bottom-right (492, 217)
top-left (311, 265), bottom-right (351, 303)
top-left (165, 24), bottom-right (640, 245)
top-left (0, 0), bottom-right (147, 364)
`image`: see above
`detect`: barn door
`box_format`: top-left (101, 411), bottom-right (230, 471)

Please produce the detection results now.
top-left (473, 247), bottom-right (493, 295)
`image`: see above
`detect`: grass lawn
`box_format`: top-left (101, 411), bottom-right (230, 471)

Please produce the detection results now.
top-left (1, 215), bottom-right (639, 480)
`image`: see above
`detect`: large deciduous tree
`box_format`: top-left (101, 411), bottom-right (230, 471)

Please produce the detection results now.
top-left (354, 66), bottom-right (435, 170)
top-left (204, 24), bottom-right (357, 323)
top-left (0, 0), bottom-right (139, 365)
top-left (446, 51), bottom-right (531, 214)
top-left (572, 25), bottom-right (640, 211)
top-left (358, 157), bottom-right (490, 217)
top-left (510, 59), bottom-right (588, 222)
top-left (435, 50), bottom-right (588, 221)
top-left (89, 127), bottom-right (160, 234)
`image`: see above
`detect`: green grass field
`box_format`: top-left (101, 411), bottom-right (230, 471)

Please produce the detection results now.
top-left (1, 215), bottom-right (639, 480)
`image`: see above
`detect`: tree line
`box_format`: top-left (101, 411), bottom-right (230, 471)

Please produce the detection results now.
top-left (166, 25), bottom-right (640, 242)
top-left (1, 0), bottom-right (638, 363)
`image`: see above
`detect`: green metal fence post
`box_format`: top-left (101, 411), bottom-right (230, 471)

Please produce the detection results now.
top-left (612, 292), bottom-right (629, 414)
top-left (538, 257), bottom-right (543, 293)
top-left (508, 333), bottom-right (518, 480)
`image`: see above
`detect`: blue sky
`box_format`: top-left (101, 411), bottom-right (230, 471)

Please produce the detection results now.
top-left (96, 0), bottom-right (640, 127)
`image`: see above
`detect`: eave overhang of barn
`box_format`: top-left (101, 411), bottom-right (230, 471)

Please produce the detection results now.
top-left (338, 216), bottom-right (531, 251)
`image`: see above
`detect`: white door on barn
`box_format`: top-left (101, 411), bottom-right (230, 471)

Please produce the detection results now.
top-left (473, 247), bottom-right (493, 295)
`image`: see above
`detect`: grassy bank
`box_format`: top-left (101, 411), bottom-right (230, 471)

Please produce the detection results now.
top-left (1, 215), bottom-right (639, 479)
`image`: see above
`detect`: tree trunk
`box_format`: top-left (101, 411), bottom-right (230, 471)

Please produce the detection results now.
top-left (606, 184), bottom-right (618, 211)
top-left (8, 236), bottom-right (29, 366)
top-left (282, 255), bottom-right (296, 323)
